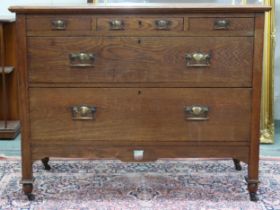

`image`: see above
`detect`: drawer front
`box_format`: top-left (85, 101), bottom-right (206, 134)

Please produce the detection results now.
top-left (97, 17), bottom-right (183, 32)
top-left (188, 17), bottom-right (254, 34)
top-left (28, 37), bottom-right (253, 86)
top-left (30, 88), bottom-right (251, 142)
top-left (27, 15), bottom-right (93, 32)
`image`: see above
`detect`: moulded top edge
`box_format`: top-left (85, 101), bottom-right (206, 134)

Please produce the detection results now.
top-left (9, 4), bottom-right (271, 14)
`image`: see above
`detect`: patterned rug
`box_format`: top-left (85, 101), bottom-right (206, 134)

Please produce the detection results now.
top-left (0, 158), bottom-right (280, 210)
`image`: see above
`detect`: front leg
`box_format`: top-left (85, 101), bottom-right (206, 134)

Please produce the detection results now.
top-left (245, 176), bottom-right (260, 201)
top-left (22, 182), bottom-right (35, 201)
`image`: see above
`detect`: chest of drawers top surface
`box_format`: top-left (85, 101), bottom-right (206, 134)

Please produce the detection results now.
top-left (9, 2), bottom-right (270, 13)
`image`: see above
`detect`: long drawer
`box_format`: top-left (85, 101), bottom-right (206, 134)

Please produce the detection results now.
top-left (29, 88), bottom-right (251, 142)
top-left (28, 37), bottom-right (253, 86)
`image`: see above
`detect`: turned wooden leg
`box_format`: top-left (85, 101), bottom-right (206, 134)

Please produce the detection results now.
top-left (233, 158), bottom-right (242, 171)
top-left (245, 176), bottom-right (260, 201)
top-left (41, 157), bottom-right (51, 170)
top-left (23, 183), bottom-right (35, 201)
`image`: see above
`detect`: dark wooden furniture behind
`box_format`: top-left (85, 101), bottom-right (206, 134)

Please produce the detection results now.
top-left (0, 19), bottom-right (20, 139)
top-left (9, 3), bottom-right (270, 201)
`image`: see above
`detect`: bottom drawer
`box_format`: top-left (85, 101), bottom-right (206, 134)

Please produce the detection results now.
top-left (29, 88), bottom-right (251, 142)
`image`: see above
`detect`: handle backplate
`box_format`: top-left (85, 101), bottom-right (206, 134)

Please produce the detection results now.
top-left (109, 19), bottom-right (125, 30)
top-left (185, 52), bottom-right (211, 67)
top-left (155, 19), bottom-right (172, 30)
top-left (52, 20), bottom-right (67, 30)
top-left (71, 105), bottom-right (96, 120)
top-left (214, 19), bottom-right (230, 30)
top-left (69, 53), bottom-right (95, 67)
top-left (185, 105), bottom-right (209, 121)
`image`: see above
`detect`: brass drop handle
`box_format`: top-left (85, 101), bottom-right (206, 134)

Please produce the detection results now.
top-left (71, 105), bottom-right (96, 120)
top-left (185, 105), bottom-right (209, 121)
top-left (109, 19), bottom-right (124, 30)
top-left (214, 19), bottom-right (230, 30)
top-left (185, 53), bottom-right (211, 67)
top-left (69, 53), bottom-right (95, 68)
top-left (51, 20), bottom-right (67, 30)
top-left (155, 19), bottom-right (171, 30)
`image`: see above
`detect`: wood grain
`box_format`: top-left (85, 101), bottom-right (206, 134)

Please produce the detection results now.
top-left (16, 15), bottom-right (33, 182)
top-left (25, 15), bottom-right (255, 37)
top-left (97, 17), bottom-right (183, 32)
top-left (188, 17), bottom-right (254, 33)
top-left (247, 13), bottom-right (265, 191)
top-left (27, 15), bottom-right (93, 32)
top-left (29, 88), bottom-right (251, 142)
top-left (31, 144), bottom-right (249, 163)
top-left (28, 37), bottom-right (253, 86)
top-left (9, 4), bottom-right (271, 14)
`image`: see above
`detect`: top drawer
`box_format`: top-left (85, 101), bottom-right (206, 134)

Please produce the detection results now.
top-left (96, 17), bottom-right (184, 32)
top-left (27, 15), bottom-right (93, 32)
top-left (188, 17), bottom-right (254, 34)
top-left (26, 15), bottom-right (254, 36)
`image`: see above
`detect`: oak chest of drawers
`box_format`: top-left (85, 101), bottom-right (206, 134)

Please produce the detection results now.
top-left (10, 3), bottom-right (270, 201)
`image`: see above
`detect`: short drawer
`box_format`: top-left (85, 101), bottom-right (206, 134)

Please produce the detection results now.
top-left (188, 17), bottom-right (254, 34)
top-left (26, 15), bottom-right (93, 32)
top-left (30, 88), bottom-right (251, 142)
top-left (28, 37), bottom-right (253, 86)
top-left (97, 17), bottom-right (183, 32)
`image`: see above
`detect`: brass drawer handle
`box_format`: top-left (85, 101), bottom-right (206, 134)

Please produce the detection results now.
top-left (71, 105), bottom-right (96, 120)
top-left (51, 20), bottom-right (67, 30)
top-left (109, 19), bottom-right (124, 30)
top-left (185, 105), bottom-right (209, 121)
top-left (155, 19), bottom-right (171, 30)
top-left (69, 53), bottom-right (95, 68)
top-left (214, 19), bottom-right (230, 30)
top-left (185, 53), bottom-right (211, 67)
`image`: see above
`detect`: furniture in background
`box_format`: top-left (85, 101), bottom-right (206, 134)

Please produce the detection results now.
top-left (260, 0), bottom-right (276, 143)
top-left (10, 2), bottom-right (270, 202)
top-left (0, 19), bottom-right (20, 139)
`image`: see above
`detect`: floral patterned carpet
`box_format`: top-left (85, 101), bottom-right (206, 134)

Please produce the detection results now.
top-left (0, 158), bottom-right (280, 210)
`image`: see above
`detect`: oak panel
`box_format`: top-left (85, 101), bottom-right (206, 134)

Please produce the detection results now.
top-left (30, 88), bottom-right (251, 142)
top-left (97, 16), bottom-right (183, 32)
top-left (31, 144), bottom-right (249, 163)
top-left (26, 15), bottom-right (93, 32)
top-left (188, 17), bottom-right (254, 33)
top-left (28, 37), bottom-right (253, 86)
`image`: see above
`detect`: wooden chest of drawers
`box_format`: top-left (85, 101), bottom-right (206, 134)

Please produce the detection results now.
top-left (10, 3), bottom-right (270, 201)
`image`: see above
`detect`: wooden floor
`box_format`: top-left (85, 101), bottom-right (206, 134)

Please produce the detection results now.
top-left (0, 121), bottom-right (279, 157)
